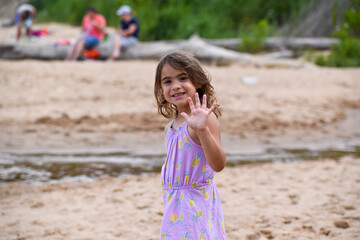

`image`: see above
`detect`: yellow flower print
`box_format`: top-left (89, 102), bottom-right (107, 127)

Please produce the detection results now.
top-left (161, 180), bottom-right (165, 195)
top-left (204, 192), bottom-right (210, 200)
top-left (168, 213), bottom-right (177, 226)
top-left (199, 229), bottom-right (206, 240)
top-left (178, 212), bottom-right (184, 225)
top-left (174, 175), bottom-right (180, 187)
top-left (220, 215), bottom-right (226, 231)
top-left (167, 190), bottom-right (173, 203)
top-left (184, 171), bottom-right (190, 183)
top-left (192, 153), bottom-right (202, 167)
top-left (180, 232), bottom-right (191, 240)
top-left (192, 209), bottom-right (203, 221)
top-left (176, 193), bottom-right (184, 205)
top-left (199, 187), bottom-right (205, 195)
top-left (191, 182), bottom-right (197, 188)
top-left (176, 160), bottom-right (182, 170)
top-left (183, 135), bottom-right (191, 148)
top-left (202, 164), bottom-right (207, 173)
top-left (189, 195), bottom-right (195, 207)
top-left (161, 231), bottom-right (171, 238)
top-left (196, 209), bottom-right (203, 218)
top-left (212, 189), bottom-right (216, 203)
top-left (170, 213), bottom-right (177, 222)
top-left (178, 140), bottom-right (183, 149)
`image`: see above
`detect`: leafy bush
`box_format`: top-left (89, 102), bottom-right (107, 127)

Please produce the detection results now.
top-left (315, 0), bottom-right (360, 67)
top-left (315, 38), bottom-right (360, 67)
top-left (238, 19), bottom-right (270, 53)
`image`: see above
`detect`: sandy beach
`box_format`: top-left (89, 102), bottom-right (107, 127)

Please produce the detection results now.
top-left (1, 23), bottom-right (360, 239)
top-left (1, 157), bottom-right (359, 239)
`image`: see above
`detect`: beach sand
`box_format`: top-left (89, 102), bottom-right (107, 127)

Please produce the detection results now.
top-left (1, 23), bottom-right (360, 239)
top-left (1, 157), bottom-right (359, 239)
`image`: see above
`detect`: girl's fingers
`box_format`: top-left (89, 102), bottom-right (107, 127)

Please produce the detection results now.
top-left (180, 112), bottom-right (190, 122)
top-left (202, 94), bottom-right (207, 109)
top-left (195, 92), bottom-right (201, 109)
top-left (208, 102), bottom-right (217, 114)
top-left (188, 97), bottom-right (195, 112)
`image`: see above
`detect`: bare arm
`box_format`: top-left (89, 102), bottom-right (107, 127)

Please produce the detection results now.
top-left (181, 93), bottom-right (226, 172)
top-left (16, 13), bottom-right (23, 41)
top-left (91, 20), bottom-right (105, 33)
top-left (196, 113), bottom-right (226, 172)
top-left (121, 24), bottom-right (137, 37)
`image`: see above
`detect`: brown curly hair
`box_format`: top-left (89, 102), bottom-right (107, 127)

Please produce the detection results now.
top-left (154, 50), bottom-right (221, 119)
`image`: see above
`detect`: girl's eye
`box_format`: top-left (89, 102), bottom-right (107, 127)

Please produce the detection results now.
top-left (180, 77), bottom-right (188, 81)
top-left (164, 80), bottom-right (171, 84)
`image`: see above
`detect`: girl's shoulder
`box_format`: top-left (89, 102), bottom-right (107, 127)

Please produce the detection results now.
top-left (164, 119), bottom-right (175, 134)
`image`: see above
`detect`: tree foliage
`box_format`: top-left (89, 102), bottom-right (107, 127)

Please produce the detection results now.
top-left (31, 0), bottom-right (310, 41)
top-left (315, 0), bottom-right (360, 67)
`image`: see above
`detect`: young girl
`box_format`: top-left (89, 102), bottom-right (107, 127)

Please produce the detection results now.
top-left (154, 50), bottom-right (226, 239)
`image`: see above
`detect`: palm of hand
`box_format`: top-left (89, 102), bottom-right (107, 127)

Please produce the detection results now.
top-left (185, 107), bottom-right (209, 132)
top-left (181, 93), bottom-right (216, 133)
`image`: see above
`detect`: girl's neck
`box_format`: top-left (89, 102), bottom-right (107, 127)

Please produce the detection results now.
top-left (172, 104), bottom-right (191, 128)
top-left (172, 114), bottom-right (186, 129)
top-left (177, 105), bottom-right (191, 116)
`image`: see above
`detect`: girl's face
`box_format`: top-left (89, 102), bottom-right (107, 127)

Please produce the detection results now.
top-left (160, 63), bottom-right (197, 113)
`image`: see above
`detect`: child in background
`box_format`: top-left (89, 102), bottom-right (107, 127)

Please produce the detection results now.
top-left (15, 3), bottom-right (36, 41)
top-left (66, 6), bottom-right (106, 60)
top-left (154, 50), bottom-right (226, 239)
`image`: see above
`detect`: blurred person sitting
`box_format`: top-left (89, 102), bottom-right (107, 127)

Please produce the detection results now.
top-left (66, 6), bottom-right (106, 60)
top-left (15, 3), bottom-right (36, 41)
top-left (107, 5), bottom-right (140, 61)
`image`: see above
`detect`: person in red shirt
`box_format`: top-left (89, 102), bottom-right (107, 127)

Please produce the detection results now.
top-left (66, 7), bottom-right (106, 60)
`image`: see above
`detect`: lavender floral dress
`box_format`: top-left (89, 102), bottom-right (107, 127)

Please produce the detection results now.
top-left (160, 121), bottom-right (226, 240)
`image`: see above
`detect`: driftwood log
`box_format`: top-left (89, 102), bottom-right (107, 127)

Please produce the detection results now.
top-left (0, 35), bottom-right (253, 62)
top-left (0, 35), bottom-right (322, 68)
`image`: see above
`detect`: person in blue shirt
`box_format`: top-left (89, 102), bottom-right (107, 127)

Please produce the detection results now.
top-left (108, 5), bottom-right (140, 61)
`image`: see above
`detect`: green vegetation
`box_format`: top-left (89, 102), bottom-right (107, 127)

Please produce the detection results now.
top-left (315, 0), bottom-right (360, 67)
top-left (31, 0), bottom-right (309, 41)
top-left (30, 0), bottom-right (359, 67)
top-left (238, 19), bottom-right (271, 53)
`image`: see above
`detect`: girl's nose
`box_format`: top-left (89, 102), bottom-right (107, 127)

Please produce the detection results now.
top-left (172, 82), bottom-right (180, 90)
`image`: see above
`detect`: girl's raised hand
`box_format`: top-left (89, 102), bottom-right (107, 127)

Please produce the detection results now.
top-left (181, 93), bottom-right (216, 133)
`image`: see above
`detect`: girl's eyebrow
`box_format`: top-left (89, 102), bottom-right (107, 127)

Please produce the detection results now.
top-left (161, 73), bottom-right (188, 82)
top-left (161, 76), bottom-right (171, 82)
top-left (177, 73), bottom-right (187, 77)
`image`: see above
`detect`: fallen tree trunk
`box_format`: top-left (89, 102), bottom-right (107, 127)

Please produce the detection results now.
top-left (0, 35), bottom-right (317, 69)
top-left (0, 35), bottom-right (253, 62)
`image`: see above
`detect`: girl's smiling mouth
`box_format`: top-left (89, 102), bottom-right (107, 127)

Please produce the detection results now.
top-left (172, 92), bottom-right (186, 98)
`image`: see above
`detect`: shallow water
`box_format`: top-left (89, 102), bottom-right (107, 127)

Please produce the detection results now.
top-left (0, 145), bottom-right (359, 184)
